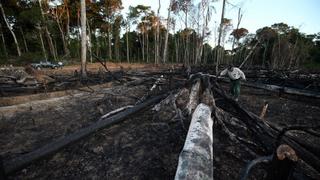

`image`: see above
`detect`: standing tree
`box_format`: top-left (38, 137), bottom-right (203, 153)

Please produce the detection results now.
top-left (80, 0), bottom-right (87, 77)
top-left (231, 8), bottom-right (243, 51)
top-left (38, 0), bottom-right (57, 61)
top-left (163, 0), bottom-right (175, 63)
top-left (101, 0), bottom-right (122, 62)
top-left (0, 3), bottom-right (21, 57)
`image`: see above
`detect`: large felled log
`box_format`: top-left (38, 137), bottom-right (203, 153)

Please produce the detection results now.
top-left (185, 79), bottom-right (201, 115)
top-left (2, 94), bottom-right (167, 176)
top-left (175, 103), bottom-right (214, 180)
top-left (243, 81), bottom-right (320, 98)
top-left (212, 74), bottom-right (320, 99)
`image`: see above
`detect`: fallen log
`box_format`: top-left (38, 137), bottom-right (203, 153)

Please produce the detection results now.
top-left (185, 79), bottom-right (201, 115)
top-left (216, 76), bottom-right (320, 99)
top-left (2, 93), bottom-right (167, 176)
top-left (175, 103), bottom-right (214, 180)
top-left (243, 81), bottom-right (320, 98)
top-left (211, 80), bottom-right (320, 173)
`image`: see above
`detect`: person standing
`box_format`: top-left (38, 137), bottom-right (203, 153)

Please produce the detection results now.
top-left (220, 65), bottom-right (246, 101)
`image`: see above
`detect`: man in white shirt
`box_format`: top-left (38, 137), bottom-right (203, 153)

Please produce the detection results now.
top-left (220, 65), bottom-right (246, 101)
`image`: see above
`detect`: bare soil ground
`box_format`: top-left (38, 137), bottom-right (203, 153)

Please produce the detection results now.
top-left (0, 64), bottom-right (319, 179)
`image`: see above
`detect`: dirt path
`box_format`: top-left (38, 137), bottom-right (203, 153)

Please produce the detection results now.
top-left (46, 62), bottom-right (179, 76)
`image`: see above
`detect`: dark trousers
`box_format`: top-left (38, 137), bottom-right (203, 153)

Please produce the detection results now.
top-left (230, 79), bottom-right (241, 98)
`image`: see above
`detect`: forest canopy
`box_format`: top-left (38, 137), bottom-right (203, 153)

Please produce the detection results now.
top-left (0, 0), bottom-right (319, 70)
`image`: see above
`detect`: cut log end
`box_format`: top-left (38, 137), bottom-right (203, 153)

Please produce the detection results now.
top-left (276, 144), bottom-right (298, 162)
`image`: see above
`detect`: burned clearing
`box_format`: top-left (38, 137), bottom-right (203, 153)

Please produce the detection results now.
top-left (0, 65), bottom-right (320, 180)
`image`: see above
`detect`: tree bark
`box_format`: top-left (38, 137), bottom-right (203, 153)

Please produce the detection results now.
top-left (87, 20), bottom-right (93, 63)
top-left (155, 0), bottom-right (161, 64)
top-left (231, 8), bottom-right (242, 51)
top-left (65, 0), bottom-right (70, 48)
top-left (107, 24), bottom-right (112, 61)
top-left (175, 103), bottom-right (213, 180)
top-left (0, 24), bottom-right (8, 58)
top-left (0, 3), bottom-right (21, 57)
top-left (163, 0), bottom-right (173, 63)
top-left (217, 0), bottom-right (226, 47)
top-left (19, 27), bottom-right (29, 53)
top-left (186, 79), bottom-right (201, 115)
top-left (55, 17), bottom-right (69, 56)
top-left (38, 27), bottom-right (48, 61)
top-left (80, 0), bottom-right (87, 77)
top-left (126, 23), bottom-right (130, 63)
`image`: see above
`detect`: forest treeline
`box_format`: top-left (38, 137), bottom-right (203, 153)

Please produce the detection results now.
top-left (0, 0), bottom-right (319, 70)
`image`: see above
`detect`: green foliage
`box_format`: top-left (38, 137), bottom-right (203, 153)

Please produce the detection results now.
top-left (0, 1), bottom-right (319, 69)
top-left (238, 23), bottom-right (320, 69)
top-left (15, 52), bottom-right (43, 65)
top-left (303, 61), bottom-right (320, 70)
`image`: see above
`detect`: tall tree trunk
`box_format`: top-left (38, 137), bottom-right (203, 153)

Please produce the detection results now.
top-left (231, 8), bottom-right (242, 51)
top-left (175, 37), bottom-right (179, 63)
top-left (19, 27), bottom-right (29, 53)
top-left (288, 37), bottom-right (298, 70)
top-left (163, 1), bottom-right (172, 63)
top-left (0, 3), bottom-right (21, 57)
top-left (142, 31), bottom-right (145, 62)
top-left (126, 24), bottom-right (130, 63)
top-left (65, 0), bottom-right (70, 47)
top-left (173, 22), bottom-right (179, 63)
top-left (146, 32), bottom-right (149, 63)
top-left (96, 36), bottom-right (100, 57)
top-left (216, 0), bottom-right (226, 75)
top-left (38, 28), bottom-right (48, 61)
top-left (217, 0), bottom-right (226, 47)
top-left (0, 24), bottom-right (8, 59)
top-left (87, 20), bottom-right (92, 63)
top-left (107, 25), bottom-right (112, 61)
top-left (184, 34), bottom-right (190, 65)
top-left (154, 30), bottom-right (157, 64)
top-left (77, 8), bottom-right (81, 58)
top-left (38, 0), bottom-right (57, 61)
top-left (263, 41), bottom-right (269, 69)
top-left (155, 0), bottom-right (161, 64)
top-left (115, 36), bottom-right (119, 62)
top-left (56, 19), bottom-right (69, 56)
top-left (80, 0), bottom-right (87, 77)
